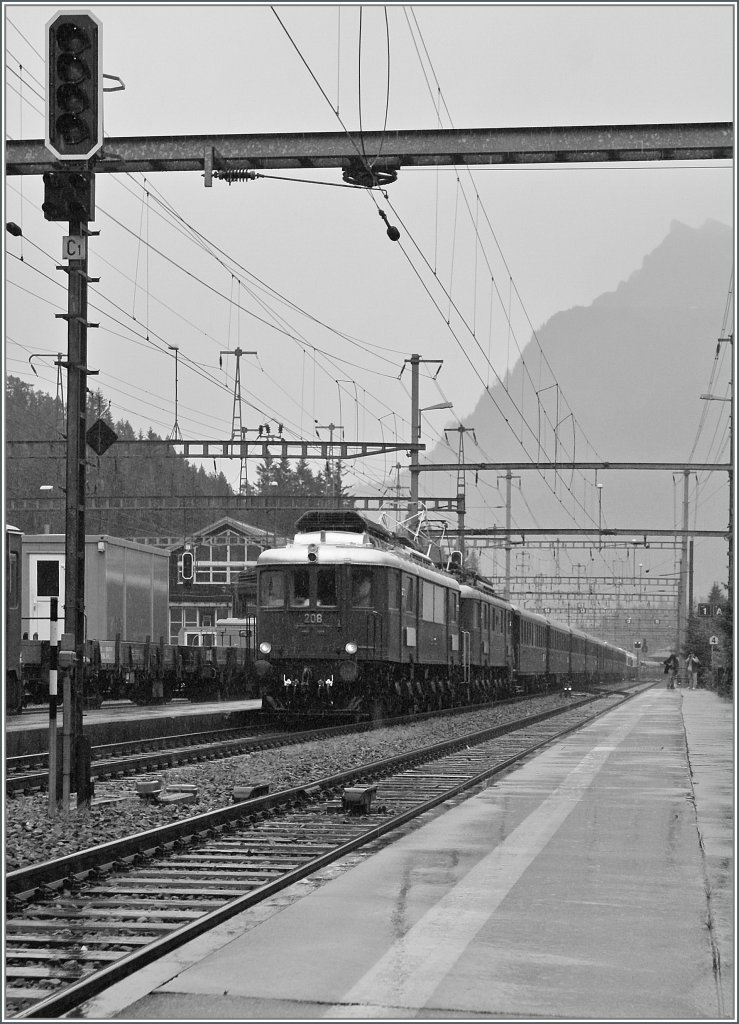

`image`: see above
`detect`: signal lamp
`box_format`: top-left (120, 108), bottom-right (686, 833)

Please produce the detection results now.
top-left (46, 11), bottom-right (102, 160)
top-left (42, 170), bottom-right (95, 222)
top-left (181, 551), bottom-right (194, 581)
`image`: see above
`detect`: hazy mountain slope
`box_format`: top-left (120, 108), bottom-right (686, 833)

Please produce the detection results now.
top-left (465, 219), bottom-right (732, 462)
top-left (429, 219), bottom-right (732, 598)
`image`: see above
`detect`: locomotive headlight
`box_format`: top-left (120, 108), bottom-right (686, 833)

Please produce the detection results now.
top-left (307, 543), bottom-right (318, 562)
top-left (345, 641), bottom-right (358, 655)
top-left (259, 641), bottom-right (272, 655)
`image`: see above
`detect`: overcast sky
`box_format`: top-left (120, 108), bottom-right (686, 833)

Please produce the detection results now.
top-left (4, 2), bottom-right (735, 601)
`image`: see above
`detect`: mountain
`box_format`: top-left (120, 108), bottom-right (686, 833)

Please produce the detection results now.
top-left (466, 219), bottom-right (732, 460)
top-left (431, 219), bottom-right (733, 602)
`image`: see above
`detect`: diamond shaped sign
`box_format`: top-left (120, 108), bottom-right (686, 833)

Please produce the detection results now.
top-left (86, 418), bottom-right (118, 456)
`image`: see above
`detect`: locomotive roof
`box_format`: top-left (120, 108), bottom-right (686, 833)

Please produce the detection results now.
top-left (294, 509), bottom-right (395, 544)
top-left (258, 540), bottom-right (462, 588)
top-left (458, 582), bottom-right (512, 608)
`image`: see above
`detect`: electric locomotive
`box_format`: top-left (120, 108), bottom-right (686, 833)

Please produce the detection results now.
top-left (253, 509), bottom-right (470, 714)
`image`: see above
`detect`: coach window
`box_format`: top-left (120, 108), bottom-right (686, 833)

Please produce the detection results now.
top-left (449, 591), bottom-right (458, 625)
top-left (290, 568), bottom-right (310, 606)
top-left (317, 568), bottom-right (337, 607)
top-left (259, 570), bottom-right (285, 608)
top-left (351, 568), bottom-right (373, 607)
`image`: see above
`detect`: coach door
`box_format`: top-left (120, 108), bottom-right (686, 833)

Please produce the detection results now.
top-left (349, 567), bottom-right (383, 660)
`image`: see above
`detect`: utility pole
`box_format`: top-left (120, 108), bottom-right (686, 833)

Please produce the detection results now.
top-left (60, 219), bottom-right (96, 807)
top-left (445, 425), bottom-right (475, 563)
top-left (220, 347), bottom-right (257, 494)
top-left (401, 354), bottom-right (443, 528)
top-left (167, 344), bottom-right (182, 441)
top-left (497, 469), bottom-right (520, 599)
top-left (676, 470), bottom-right (690, 681)
top-left (700, 331), bottom-right (734, 596)
top-left (315, 422), bottom-right (344, 504)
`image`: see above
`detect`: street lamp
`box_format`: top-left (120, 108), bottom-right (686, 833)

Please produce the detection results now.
top-left (418, 401), bottom-right (453, 437)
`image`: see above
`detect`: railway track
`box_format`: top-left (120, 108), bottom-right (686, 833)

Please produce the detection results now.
top-left (5, 688), bottom-right (636, 1018)
top-left (5, 692), bottom-right (557, 796)
top-left (5, 712), bottom-right (371, 796)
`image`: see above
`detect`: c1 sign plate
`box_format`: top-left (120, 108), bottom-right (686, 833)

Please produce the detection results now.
top-left (63, 235), bottom-right (86, 260)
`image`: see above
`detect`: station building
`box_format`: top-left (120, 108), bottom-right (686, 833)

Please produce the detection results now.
top-left (164, 517), bottom-right (272, 645)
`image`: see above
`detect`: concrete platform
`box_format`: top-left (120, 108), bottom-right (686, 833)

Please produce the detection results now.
top-left (5, 699), bottom-right (262, 757)
top-left (77, 687), bottom-right (734, 1021)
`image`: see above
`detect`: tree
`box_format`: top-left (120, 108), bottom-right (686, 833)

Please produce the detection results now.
top-left (5, 376), bottom-right (240, 539)
top-left (684, 581), bottom-right (732, 698)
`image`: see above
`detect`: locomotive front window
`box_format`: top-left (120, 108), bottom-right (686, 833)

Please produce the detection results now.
top-left (316, 568), bottom-right (337, 606)
top-left (259, 570), bottom-right (286, 608)
top-left (290, 568), bottom-right (311, 606)
top-left (351, 568), bottom-right (373, 607)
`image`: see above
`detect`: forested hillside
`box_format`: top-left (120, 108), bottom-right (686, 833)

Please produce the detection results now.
top-left (5, 378), bottom-right (348, 541)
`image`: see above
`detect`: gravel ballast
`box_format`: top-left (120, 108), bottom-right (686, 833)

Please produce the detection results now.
top-left (5, 697), bottom-right (575, 872)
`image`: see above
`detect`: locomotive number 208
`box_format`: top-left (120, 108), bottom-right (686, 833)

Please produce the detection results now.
top-left (304, 612), bottom-right (323, 624)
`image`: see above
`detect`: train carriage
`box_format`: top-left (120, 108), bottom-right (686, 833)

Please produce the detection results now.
top-left (458, 582), bottom-right (512, 696)
top-left (548, 620), bottom-right (572, 682)
top-left (570, 626), bottom-right (589, 685)
top-left (511, 606), bottom-right (551, 690)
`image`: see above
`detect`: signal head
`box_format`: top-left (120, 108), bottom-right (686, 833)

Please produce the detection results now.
top-left (46, 12), bottom-right (102, 160)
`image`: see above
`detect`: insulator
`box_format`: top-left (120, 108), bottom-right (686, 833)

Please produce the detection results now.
top-left (215, 169), bottom-right (257, 185)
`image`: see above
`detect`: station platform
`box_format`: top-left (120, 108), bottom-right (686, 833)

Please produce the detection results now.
top-left (74, 685), bottom-right (734, 1021)
top-left (5, 699), bottom-right (262, 757)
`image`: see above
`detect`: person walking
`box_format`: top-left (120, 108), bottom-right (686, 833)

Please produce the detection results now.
top-left (686, 653), bottom-right (700, 690)
top-left (663, 653), bottom-right (679, 689)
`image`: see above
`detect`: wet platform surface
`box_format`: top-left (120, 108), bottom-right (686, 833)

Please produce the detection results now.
top-left (76, 687), bottom-right (733, 1021)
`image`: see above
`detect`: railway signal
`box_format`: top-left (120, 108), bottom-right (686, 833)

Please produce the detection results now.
top-left (181, 550), bottom-right (194, 582)
top-left (42, 169), bottom-right (95, 222)
top-left (46, 11), bottom-right (102, 161)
